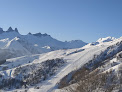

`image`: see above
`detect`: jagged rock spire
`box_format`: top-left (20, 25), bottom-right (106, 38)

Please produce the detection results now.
top-left (33, 32), bottom-right (51, 37)
top-left (6, 27), bottom-right (19, 33)
top-left (33, 32), bottom-right (42, 37)
top-left (43, 33), bottom-right (50, 37)
top-left (7, 27), bottom-right (14, 32)
top-left (28, 32), bottom-right (32, 35)
top-left (15, 28), bottom-right (18, 33)
top-left (0, 27), bottom-right (4, 34)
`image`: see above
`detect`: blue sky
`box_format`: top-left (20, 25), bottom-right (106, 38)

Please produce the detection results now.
top-left (0, 0), bottom-right (122, 42)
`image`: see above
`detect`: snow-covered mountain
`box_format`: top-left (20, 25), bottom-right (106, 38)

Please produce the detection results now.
top-left (97, 36), bottom-right (116, 43)
top-left (0, 27), bottom-right (87, 61)
top-left (0, 34), bottom-right (121, 92)
top-left (88, 36), bottom-right (116, 46)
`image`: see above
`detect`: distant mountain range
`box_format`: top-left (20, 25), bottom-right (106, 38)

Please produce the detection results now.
top-left (0, 27), bottom-right (87, 61)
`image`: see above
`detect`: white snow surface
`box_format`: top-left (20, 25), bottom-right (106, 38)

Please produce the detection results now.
top-left (0, 36), bottom-right (121, 92)
top-left (97, 36), bottom-right (116, 43)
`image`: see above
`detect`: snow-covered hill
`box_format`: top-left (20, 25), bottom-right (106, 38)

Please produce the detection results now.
top-left (0, 35), bottom-right (121, 92)
top-left (0, 27), bottom-right (87, 61)
top-left (89, 36), bottom-right (116, 46)
top-left (97, 36), bottom-right (116, 43)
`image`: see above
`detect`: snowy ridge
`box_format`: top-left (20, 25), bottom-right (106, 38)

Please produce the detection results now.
top-left (89, 36), bottom-right (117, 46)
top-left (97, 36), bottom-right (116, 43)
top-left (0, 27), bottom-right (87, 61)
top-left (0, 36), bottom-right (121, 92)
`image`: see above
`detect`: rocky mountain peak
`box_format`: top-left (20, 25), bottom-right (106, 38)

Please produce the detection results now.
top-left (15, 28), bottom-right (19, 33)
top-left (6, 27), bottom-right (19, 33)
top-left (0, 27), bottom-right (4, 34)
